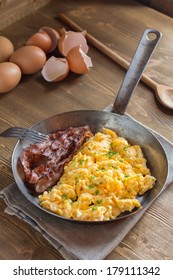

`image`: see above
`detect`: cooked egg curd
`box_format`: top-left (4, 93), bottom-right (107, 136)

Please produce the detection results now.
top-left (39, 128), bottom-right (156, 221)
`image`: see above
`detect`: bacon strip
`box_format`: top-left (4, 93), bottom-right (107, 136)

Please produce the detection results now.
top-left (20, 125), bottom-right (93, 194)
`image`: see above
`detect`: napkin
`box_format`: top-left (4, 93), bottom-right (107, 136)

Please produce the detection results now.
top-left (0, 112), bottom-right (173, 260)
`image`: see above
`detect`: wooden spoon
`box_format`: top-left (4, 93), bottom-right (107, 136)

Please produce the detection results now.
top-left (58, 13), bottom-right (173, 110)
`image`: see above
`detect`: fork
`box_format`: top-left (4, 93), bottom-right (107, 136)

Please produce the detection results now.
top-left (0, 127), bottom-right (49, 142)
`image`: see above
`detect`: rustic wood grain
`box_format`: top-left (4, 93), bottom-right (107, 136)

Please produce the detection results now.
top-left (0, 0), bottom-right (173, 260)
top-left (137, 0), bottom-right (173, 17)
top-left (0, 200), bottom-right (63, 260)
top-left (0, 0), bottom-right (51, 31)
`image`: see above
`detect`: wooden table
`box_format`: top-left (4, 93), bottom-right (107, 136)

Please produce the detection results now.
top-left (0, 0), bottom-right (173, 260)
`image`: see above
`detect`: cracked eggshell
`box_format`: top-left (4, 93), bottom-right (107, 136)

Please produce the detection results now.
top-left (42, 56), bottom-right (69, 82)
top-left (58, 28), bottom-right (89, 57)
top-left (67, 45), bottom-right (93, 74)
top-left (9, 46), bottom-right (46, 74)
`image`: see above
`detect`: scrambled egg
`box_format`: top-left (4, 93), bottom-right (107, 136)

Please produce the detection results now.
top-left (39, 128), bottom-right (156, 221)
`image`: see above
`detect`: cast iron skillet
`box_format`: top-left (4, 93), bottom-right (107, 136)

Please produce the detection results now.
top-left (12, 29), bottom-right (169, 223)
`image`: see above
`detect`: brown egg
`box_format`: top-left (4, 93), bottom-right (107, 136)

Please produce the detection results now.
top-left (26, 32), bottom-right (52, 53)
top-left (40, 26), bottom-right (60, 52)
top-left (67, 45), bottom-right (93, 74)
top-left (0, 36), bottom-right (14, 62)
top-left (10, 46), bottom-right (46, 74)
top-left (0, 62), bottom-right (22, 93)
top-left (58, 28), bottom-right (89, 57)
top-left (42, 56), bottom-right (69, 82)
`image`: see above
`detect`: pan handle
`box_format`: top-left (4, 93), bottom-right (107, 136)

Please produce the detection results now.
top-left (111, 29), bottom-right (162, 115)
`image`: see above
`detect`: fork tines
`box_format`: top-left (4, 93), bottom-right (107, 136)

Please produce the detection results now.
top-left (0, 127), bottom-right (49, 142)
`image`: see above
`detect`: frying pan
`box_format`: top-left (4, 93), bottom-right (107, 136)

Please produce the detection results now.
top-left (12, 29), bottom-right (169, 223)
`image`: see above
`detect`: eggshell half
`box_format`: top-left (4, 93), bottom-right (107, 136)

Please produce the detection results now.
top-left (58, 28), bottom-right (89, 57)
top-left (67, 45), bottom-right (92, 74)
top-left (42, 56), bottom-right (69, 82)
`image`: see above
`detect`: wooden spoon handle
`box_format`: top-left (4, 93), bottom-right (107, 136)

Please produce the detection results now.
top-left (59, 13), bottom-right (158, 91)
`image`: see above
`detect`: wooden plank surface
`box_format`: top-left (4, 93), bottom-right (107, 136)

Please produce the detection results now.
top-left (137, 0), bottom-right (173, 17)
top-left (0, 0), bottom-right (173, 260)
top-left (0, 0), bottom-right (51, 31)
